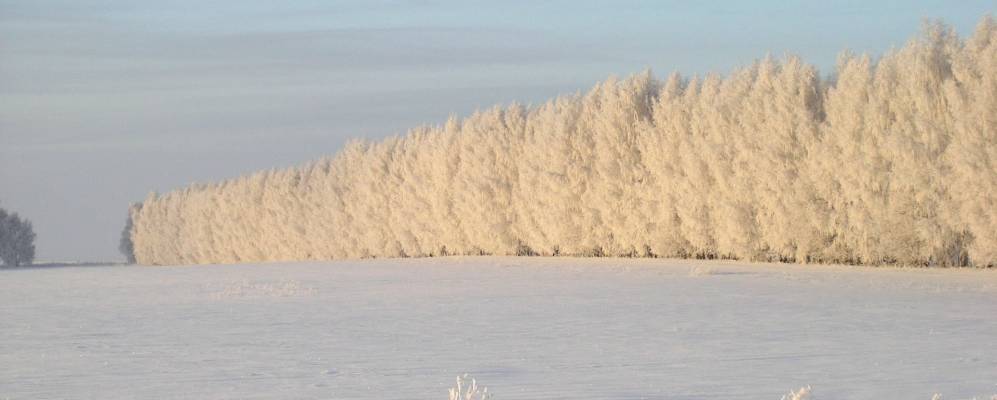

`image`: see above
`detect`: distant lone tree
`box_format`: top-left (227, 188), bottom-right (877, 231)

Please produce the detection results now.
top-left (0, 207), bottom-right (36, 267)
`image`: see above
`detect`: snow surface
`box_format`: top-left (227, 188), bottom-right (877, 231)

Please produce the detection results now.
top-left (1, 257), bottom-right (995, 399)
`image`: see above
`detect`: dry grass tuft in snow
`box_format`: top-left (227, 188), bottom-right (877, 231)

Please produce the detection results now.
top-left (781, 386), bottom-right (812, 400)
top-left (448, 374), bottom-right (491, 400)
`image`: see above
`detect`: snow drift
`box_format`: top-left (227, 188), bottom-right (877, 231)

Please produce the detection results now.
top-left (125, 18), bottom-right (997, 267)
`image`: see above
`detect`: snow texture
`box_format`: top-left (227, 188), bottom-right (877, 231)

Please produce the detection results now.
top-left (125, 17), bottom-right (997, 267)
top-left (450, 378), bottom-right (997, 400)
top-left (2, 257), bottom-right (995, 399)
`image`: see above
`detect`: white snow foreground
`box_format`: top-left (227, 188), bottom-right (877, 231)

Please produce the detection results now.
top-left (447, 378), bottom-right (997, 400)
top-left (2, 257), bottom-right (995, 399)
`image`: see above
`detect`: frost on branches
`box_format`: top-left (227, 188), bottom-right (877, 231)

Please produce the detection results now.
top-left (125, 17), bottom-right (996, 267)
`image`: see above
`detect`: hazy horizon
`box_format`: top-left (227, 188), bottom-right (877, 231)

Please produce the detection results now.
top-left (1, 1), bottom-right (994, 262)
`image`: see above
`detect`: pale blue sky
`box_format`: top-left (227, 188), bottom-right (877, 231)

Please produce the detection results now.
top-left (1, 1), bottom-right (993, 261)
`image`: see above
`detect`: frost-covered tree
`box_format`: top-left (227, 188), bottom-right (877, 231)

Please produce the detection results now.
top-left (518, 95), bottom-right (588, 255)
top-left (636, 72), bottom-right (690, 257)
top-left (944, 16), bottom-right (997, 267)
top-left (815, 20), bottom-right (973, 266)
top-left (581, 72), bottom-right (657, 256)
top-left (0, 207), bottom-right (36, 267)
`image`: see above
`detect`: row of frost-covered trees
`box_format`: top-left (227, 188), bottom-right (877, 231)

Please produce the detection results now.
top-left (124, 18), bottom-right (996, 267)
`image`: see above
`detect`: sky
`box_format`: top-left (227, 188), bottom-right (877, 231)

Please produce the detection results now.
top-left (1, 1), bottom-right (993, 262)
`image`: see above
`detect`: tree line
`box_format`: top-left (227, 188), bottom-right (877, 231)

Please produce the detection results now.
top-left (123, 17), bottom-right (996, 267)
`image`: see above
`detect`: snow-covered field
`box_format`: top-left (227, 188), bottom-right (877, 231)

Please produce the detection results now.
top-left (1, 257), bottom-right (995, 399)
